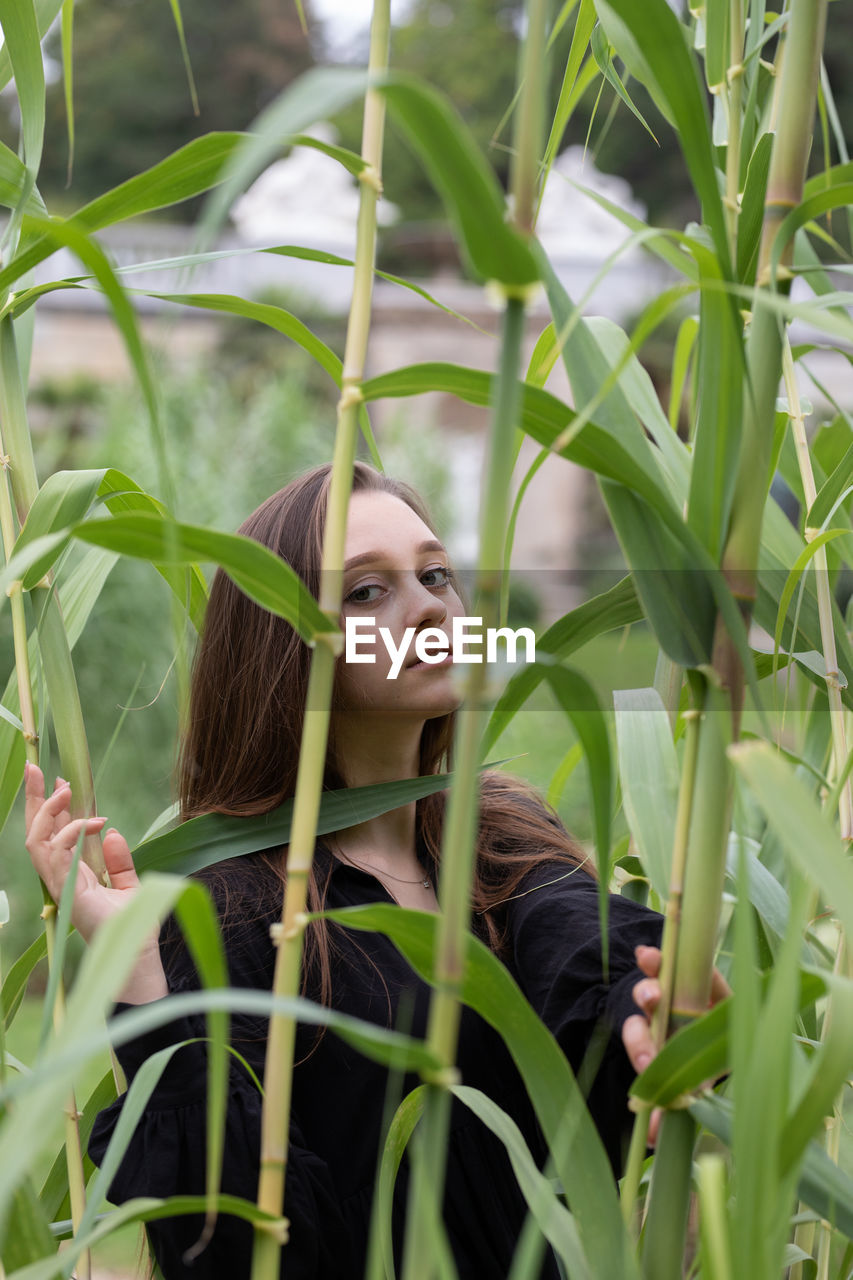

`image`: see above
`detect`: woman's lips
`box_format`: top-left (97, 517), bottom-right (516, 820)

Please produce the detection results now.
top-left (407, 654), bottom-right (453, 670)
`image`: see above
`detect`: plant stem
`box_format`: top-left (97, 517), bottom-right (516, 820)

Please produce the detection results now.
top-left (402, 0), bottom-right (545, 1268)
top-left (401, 297), bottom-right (527, 1280)
top-left (697, 1154), bottom-right (733, 1280)
top-left (781, 337), bottom-right (853, 838)
top-left (249, 5), bottom-right (391, 1276)
top-left (620, 697), bottom-right (702, 1230)
top-left (0, 328), bottom-right (91, 1278)
top-left (641, 1110), bottom-right (696, 1280)
top-left (724, 0), bottom-right (746, 259)
top-left (511, 0), bottom-right (548, 234)
top-left (724, 0), bottom-right (829, 585)
top-left (0, 317), bottom-right (103, 877)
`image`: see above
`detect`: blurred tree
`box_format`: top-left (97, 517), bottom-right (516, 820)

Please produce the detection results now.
top-left (334, 0), bottom-right (852, 236)
top-left (29, 0), bottom-right (316, 211)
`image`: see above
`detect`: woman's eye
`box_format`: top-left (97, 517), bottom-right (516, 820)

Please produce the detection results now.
top-left (421, 565), bottom-right (453, 589)
top-left (346, 583), bottom-right (383, 605)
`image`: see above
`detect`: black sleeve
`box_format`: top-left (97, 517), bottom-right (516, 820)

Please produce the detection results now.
top-left (505, 862), bottom-right (664, 1174)
top-left (88, 874), bottom-right (348, 1279)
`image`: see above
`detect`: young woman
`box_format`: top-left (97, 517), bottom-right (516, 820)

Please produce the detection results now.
top-left (25, 461), bottom-right (673, 1279)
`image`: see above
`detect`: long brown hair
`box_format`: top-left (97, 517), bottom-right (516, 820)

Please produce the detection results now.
top-left (176, 462), bottom-right (589, 1009)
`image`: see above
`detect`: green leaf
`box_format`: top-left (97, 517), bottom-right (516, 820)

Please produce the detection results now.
top-left (9, 470), bottom-right (207, 629)
top-left (806, 436), bottom-right (853, 529)
top-left (39, 1068), bottom-right (116, 1221)
top-left (68, 512), bottom-right (330, 642)
top-left (541, 664), bottom-right (612, 952)
top-left (542, 0), bottom-right (597, 180)
top-left (691, 1093), bottom-right (853, 1241)
top-left (631, 971), bottom-right (825, 1106)
top-left (371, 1088), bottom-right (427, 1280)
top-left (322, 904), bottom-right (639, 1280)
top-left (377, 73), bottom-right (538, 287)
top-left (0, 139), bottom-right (46, 218)
top-left (594, 0), bottom-right (729, 270)
top-left (729, 740), bottom-right (853, 941)
top-left (288, 132), bottom-right (368, 177)
top-left (0, 1178), bottom-right (55, 1269)
top-left (147, 292), bottom-right (342, 387)
top-left (0, 134), bottom-right (248, 297)
top-left (483, 576), bottom-right (643, 754)
top-left (703, 0), bottom-right (730, 91)
top-left (60, 0), bottom-right (74, 182)
top-left (361, 362), bottom-right (673, 512)
top-left (737, 132), bottom-right (773, 285)
top-left (452, 1084), bottom-right (591, 1279)
top-left (167, 0), bottom-right (199, 116)
top-left (198, 68), bottom-right (368, 244)
top-left (134, 768), bottom-right (484, 876)
top-left (1, 933), bottom-right (47, 1031)
top-left (687, 270), bottom-right (745, 560)
top-left (779, 971), bottom-right (853, 1176)
top-left (15, 469), bottom-right (106, 587)
top-left (590, 24), bottom-right (658, 143)
top-left (601, 480), bottom-right (717, 668)
top-left (668, 314), bottom-right (698, 430)
top-left (613, 688), bottom-right (679, 900)
top-left (0, 0), bottom-right (45, 183)
top-left (0, 0), bottom-right (59, 93)
top-left (771, 184), bottom-right (853, 282)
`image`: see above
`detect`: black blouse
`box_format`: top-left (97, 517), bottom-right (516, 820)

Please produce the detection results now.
top-left (89, 841), bottom-right (663, 1278)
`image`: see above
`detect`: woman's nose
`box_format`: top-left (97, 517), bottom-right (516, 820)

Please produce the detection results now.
top-left (409, 578), bottom-right (448, 630)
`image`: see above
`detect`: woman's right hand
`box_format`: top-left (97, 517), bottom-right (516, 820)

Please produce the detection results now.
top-left (24, 762), bottom-right (169, 1003)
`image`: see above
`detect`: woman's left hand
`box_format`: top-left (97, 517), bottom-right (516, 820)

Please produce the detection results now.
top-left (621, 944), bottom-right (731, 1142)
top-left (621, 944), bottom-right (731, 1074)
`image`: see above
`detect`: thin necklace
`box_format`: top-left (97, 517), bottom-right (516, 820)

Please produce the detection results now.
top-left (336, 846), bottom-right (432, 890)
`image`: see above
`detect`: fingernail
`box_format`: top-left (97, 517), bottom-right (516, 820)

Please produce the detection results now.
top-left (636, 1052), bottom-right (652, 1072)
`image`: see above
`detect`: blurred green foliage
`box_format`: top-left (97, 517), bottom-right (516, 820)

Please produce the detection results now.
top-left (0, 307), bottom-right (459, 965)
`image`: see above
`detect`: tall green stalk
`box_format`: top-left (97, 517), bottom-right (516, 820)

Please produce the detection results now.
top-left (0, 323), bottom-right (92, 1276)
top-left (636, 5), bottom-right (828, 1272)
top-left (0, 316), bottom-right (103, 878)
top-left (400, 297), bottom-right (527, 1280)
top-left (400, 4), bottom-right (547, 1275)
top-left (249, 6), bottom-right (391, 1277)
top-left (781, 336), bottom-right (853, 838)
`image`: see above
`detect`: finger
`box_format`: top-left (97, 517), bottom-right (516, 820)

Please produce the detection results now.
top-left (634, 944), bottom-right (662, 977)
top-left (24, 761), bottom-right (47, 835)
top-left (632, 978), bottom-right (661, 1017)
top-left (26, 784), bottom-right (73, 852)
top-left (621, 1013), bottom-right (656, 1076)
top-left (648, 1108), bottom-right (663, 1147)
top-left (48, 817), bottom-right (107, 859)
top-left (41, 817), bottom-right (106, 901)
top-left (102, 829), bottom-right (139, 892)
top-left (710, 967), bottom-right (732, 1004)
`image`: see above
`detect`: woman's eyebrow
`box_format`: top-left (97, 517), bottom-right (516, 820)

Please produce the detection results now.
top-left (343, 539), bottom-right (447, 572)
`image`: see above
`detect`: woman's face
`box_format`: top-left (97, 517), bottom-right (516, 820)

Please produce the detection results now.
top-left (334, 490), bottom-right (466, 721)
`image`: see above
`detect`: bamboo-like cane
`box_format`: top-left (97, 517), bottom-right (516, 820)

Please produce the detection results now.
top-left (248, 6), bottom-right (391, 1277)
top-left (0, 317), bottom-right (103, 880)
top-left (637, 3), bottom-right (829, 1273)
top-left (400, 4), bottom-right (547, 1275)
top-left (723, 0), bottom-right (746, 259)
top-left (0, 340), bottom-right (91, 1278)
top-left (781, 336), bottom-right (853, 839)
